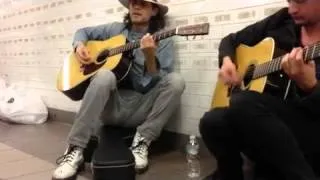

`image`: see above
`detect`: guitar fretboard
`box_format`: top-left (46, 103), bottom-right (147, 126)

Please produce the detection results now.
top-left (252, 43), bottom-right (320, 79)
top-left (108, 29), bottom-right (176, 56)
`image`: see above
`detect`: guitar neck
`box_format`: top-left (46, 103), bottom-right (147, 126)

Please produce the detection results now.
top-left (252, 42), bottom-right (320, 80)
top-left (108, 29), bottom-right (176, 56)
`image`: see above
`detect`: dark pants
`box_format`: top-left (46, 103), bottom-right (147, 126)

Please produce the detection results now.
top-left (199, 91), bottom-right (320, 180)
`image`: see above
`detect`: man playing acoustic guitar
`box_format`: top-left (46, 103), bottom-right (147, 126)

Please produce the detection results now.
top-left (200, 0), bottom-right (320, 180)
top-left (52, 0), bottom-right (185, 179)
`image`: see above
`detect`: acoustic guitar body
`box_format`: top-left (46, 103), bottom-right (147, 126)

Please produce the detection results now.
top-left (56, 34), bottom-right (132, 101)
top-left (211, 37), bottom-right (290, 108)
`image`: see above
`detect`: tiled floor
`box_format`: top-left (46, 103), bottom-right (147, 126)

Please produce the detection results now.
top-left (0, 120), bottom-right (216, 180)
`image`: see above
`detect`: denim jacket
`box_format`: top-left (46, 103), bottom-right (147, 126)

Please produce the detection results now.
top-left (72, 22), bottom-right (174, 93)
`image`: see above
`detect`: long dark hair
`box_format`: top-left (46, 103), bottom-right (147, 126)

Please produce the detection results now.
top-left (123, 5), bottom-right (166, 33)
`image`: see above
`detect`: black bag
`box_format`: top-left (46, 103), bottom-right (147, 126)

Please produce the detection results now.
top-left (91, 126), bottom-right (136, 180)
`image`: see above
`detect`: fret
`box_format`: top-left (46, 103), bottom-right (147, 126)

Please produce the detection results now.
top-left (253, 65), bottom-right (258, 78)
top-left (271, 57), bottom-right (278, 73)
top-left (267, 60), bottom-right (273, 74)
top-left (266, 61), bottom-right (272, 74)
top-left (264, 63), bottom-right (269, 75)
top-left (269, 58), bottom-right (275, 73)
top-left (253, 65), bottom-right (260, 79)
top-left (275, 57), bottom-right (281, 72)
top-left (259, 65), bottom-right (264, 78)
top-left (252, 56), bottom-right (282, 79)
top-left (254, 63), bottom-right (263, 79)
top-left (312, 44), bottom-right (316, 60)
top-left (255, 65), bottom-right (263, 78)
top-left (276, 57), bottom-right (282, 71)
top-left (270, 57), bottom-right (277, 72)
top-left (265, 62), bottom-right (270, 75)
top-left (304, 46), bottom-right (309, 62)
top-left (314, 44), bottom-right (320, 59)
top-left (265, 62), bottom-right (271, 75)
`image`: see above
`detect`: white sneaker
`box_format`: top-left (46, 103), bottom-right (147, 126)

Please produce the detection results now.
top-left (52, 146), bottom-right (84, 180)
top-left (130, 132), bottom-right (151, 173)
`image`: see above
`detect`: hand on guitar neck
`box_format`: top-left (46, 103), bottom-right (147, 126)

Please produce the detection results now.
top-left (219, 56), bottom-right (242, 87)
top-left (75, 42), bottom-right (92, 64)
top-left (140, 33), bottom-right (158, 74)
top-left (281, 47), bottom-right (318, 93)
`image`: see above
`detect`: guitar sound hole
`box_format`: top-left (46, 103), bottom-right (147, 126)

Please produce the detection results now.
top-left (243, 64), bottom-right (255, 88)
top-left (82, 63), bottom-right (104, 75)
top-left (97, 50), bottom-right (109, 63)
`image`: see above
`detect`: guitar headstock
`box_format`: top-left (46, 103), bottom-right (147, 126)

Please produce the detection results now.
top-left (176, 23), bottom-right (210, 36)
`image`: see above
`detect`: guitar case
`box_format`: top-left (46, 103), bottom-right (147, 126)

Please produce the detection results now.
top-left (91, 126), bottom-right (136, 180)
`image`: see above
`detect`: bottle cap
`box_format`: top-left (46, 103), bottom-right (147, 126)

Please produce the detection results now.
top-left (190, 135), bottom-right (196, 140)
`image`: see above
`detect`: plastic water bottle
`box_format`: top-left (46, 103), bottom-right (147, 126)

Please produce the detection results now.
top-left (186, 135), bottom-right (200, 179)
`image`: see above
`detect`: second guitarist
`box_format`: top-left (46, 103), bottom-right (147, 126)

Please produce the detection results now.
top-left (52, 0), bottom-right (185, 180)
top-left (200, 1), bottom-right (320, 180)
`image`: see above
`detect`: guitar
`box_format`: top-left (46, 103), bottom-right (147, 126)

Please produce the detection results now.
top-left (56, 23), bottom-right (210, 101)
top-left (211, 37), bottom-right (320, 108)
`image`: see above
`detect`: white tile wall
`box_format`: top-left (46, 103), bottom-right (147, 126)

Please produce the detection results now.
top-left (0, 0), bottom-right (287, 135)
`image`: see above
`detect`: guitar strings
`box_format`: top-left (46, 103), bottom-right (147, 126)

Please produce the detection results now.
top-left (107, 29), bottom-right (176, 57)
top-left (251, 43), bottom-right (320, 79)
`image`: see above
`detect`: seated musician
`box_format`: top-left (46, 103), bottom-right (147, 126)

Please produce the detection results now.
top-left (200, 0), bottom-right (320, 179)
top-left (52, 0), bottom-right (185, 179)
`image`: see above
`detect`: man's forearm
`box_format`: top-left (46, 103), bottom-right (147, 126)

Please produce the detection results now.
top-left (145, 55), bottom-right (158, 73)
top-left (72, 28), bottom-right (89, 47)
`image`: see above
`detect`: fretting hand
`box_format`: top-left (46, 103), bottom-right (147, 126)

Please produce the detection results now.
top-left (140, 33), bottom-right (158, 73)
top-left (140, 33), bottom-right (157, 60)
top-left (281, 47), bottom-right (317, 92)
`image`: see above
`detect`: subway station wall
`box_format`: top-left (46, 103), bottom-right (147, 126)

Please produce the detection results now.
top-left (0, 0), bottom-right (287, 135)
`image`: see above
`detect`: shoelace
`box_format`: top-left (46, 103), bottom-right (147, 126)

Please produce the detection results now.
top-left (132, 141), bottom-right (148, 156)
top-left (56, 150), bottom-right (78, 165)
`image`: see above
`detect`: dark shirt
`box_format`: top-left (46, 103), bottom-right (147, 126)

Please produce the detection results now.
top-left (218, 7), bottom-right (320, 115)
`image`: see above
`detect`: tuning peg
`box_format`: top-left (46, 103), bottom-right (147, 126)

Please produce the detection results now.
top-left (186, 36), bottom-right (189, 41)
top-left (193, 35), bottom-right (196, 40)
